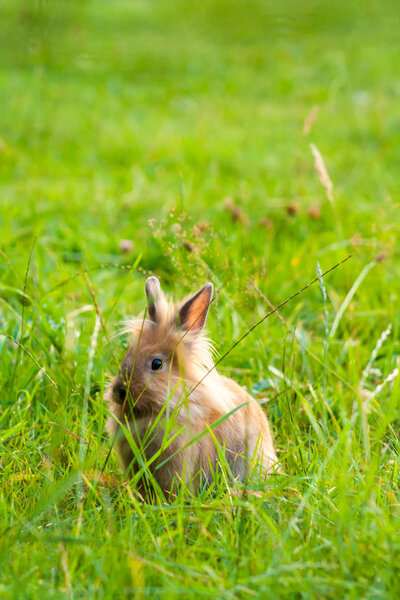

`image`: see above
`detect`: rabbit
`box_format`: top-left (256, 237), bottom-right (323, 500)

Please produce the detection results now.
top-left (106, 276), bottom-right (278, 498)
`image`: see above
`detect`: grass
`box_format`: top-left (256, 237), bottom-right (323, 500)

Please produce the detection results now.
top-left (1, 0), bottom-right (400, 597)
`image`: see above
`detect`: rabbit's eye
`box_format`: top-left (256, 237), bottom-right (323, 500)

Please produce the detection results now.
top-left (151, 358), bottom-right (163, 371)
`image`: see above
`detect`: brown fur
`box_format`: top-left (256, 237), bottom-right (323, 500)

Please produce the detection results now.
top-left (106, 278), bottom-right (278, 498)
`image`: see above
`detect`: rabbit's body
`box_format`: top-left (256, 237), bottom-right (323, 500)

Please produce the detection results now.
top-left (106, 278), bottom-right (278, 496)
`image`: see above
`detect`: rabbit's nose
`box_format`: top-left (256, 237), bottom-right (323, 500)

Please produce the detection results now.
top-left (113, 380), bottom-right (127, 404)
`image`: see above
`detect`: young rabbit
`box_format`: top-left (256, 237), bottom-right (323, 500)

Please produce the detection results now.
top-left (106, 277), bottom-right (278, 497)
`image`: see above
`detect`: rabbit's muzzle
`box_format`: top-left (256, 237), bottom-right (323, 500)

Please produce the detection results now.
top-left (112, 372), bottom-right (151, 419)
top-left (113, 378), bottom-right (128, 405)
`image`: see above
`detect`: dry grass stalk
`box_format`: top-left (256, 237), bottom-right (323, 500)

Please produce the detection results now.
top-left (310, 143), bottom-right (334, 203)
top-left (248, 278), bottom-right (288, 327)
top-left (303, 105), bottom-right (319, 135)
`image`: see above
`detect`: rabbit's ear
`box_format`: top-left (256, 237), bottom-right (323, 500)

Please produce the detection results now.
top-left (145, 276), bottom-right (165, 323)
top-left (178, 282), bottom-right (213, 331)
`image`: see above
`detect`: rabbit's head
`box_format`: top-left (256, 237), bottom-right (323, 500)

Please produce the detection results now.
top-left (110, 277), bottom-right (214, 420)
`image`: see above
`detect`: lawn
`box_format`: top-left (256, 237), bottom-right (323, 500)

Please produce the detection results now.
top-left (1, 0), bottom-right (400, 597)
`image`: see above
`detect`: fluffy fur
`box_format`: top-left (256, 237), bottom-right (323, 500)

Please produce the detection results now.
top-left (106, 277), bottom-right (278, 498)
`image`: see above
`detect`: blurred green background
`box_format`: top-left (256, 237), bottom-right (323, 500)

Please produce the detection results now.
top-left (1, 1), bottom-right (400, 598)
top-left (1, 0), bottom-right (399, 264)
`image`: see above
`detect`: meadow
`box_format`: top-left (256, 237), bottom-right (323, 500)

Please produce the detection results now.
top-left (1, 0), bottom-right (400, 597)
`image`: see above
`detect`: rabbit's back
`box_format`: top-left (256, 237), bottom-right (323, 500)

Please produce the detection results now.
top-left (216, 374), bottom-right (277, 475)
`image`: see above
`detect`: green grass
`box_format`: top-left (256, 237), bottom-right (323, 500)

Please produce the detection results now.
top-left (1, 0), bottom-right (400, 597)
